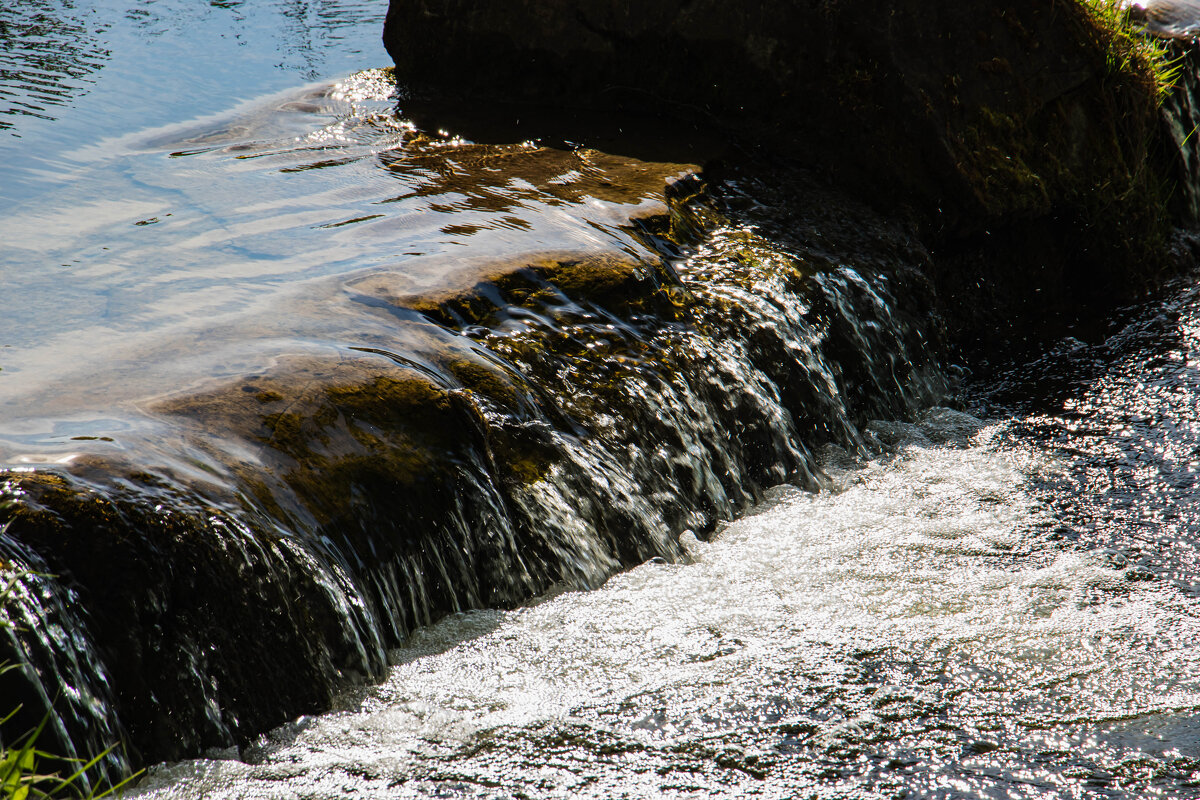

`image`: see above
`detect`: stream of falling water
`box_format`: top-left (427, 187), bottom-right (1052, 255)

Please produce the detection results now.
top-left (130, 396), bottom-right (1200, 798)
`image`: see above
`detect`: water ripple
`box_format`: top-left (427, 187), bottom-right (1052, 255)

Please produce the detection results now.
top-left (0, 0), bottom-right (110, 132)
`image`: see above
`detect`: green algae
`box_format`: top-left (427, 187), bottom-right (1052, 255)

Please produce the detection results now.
top-left (441, 357), bottom-right (526, 410)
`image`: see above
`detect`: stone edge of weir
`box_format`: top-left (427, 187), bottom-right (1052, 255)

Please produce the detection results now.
top-left (4, 0), bottom-right (1200, 783)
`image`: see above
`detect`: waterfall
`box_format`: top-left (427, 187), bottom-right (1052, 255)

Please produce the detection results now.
top-left (0, 153), bottom-right (946, 779)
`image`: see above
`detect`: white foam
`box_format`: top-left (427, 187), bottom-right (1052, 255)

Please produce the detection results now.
top-left (133, 418), bottom-right (1200, 798)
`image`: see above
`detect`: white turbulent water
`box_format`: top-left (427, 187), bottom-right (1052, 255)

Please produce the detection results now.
top-left (131, 409), bottom-right (1200, 799)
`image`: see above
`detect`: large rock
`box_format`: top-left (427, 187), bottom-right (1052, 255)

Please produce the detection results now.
top-left (384, 0), bottom-right (1197, 352)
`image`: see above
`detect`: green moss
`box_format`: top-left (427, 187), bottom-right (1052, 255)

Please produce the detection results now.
top-left (528, 253), bottom-right (648, 300)
top-left (328, 375), bottom-right (458, 432)
top-left (947, 3), bottom-right (1175, 276)
top-left (504, 455), bottom-right (549, 484)
top-left (959, 105), bottom-right (1051, 215)
top-left (441, 356), bottom-right (525, 409)
top-left (243, 364), bottom-right (564, 526)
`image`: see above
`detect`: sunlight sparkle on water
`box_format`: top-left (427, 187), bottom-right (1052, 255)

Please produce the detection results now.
top-left (134, 411), bottom-right (1200, 799)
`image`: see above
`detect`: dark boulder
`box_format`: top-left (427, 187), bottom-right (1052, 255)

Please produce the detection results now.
top-left (384, 0), bottom-right (1198, 352)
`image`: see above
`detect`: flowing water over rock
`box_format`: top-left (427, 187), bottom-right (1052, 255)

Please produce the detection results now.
top-left (0, 1), bottom-right (944, 782)
top-left (130, 273), bottom-right (1200, 798)
top-left (0, 69), bottom-right (942, 770)
top-left (130, 402), bottom-right (1200, 799)
top-left (4, 3), bottom-right (1200, 799)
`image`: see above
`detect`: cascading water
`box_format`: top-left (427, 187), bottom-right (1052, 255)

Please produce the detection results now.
top-left (126, 274), bottom-right (1200, 798)
top-left (0, 59), bottom-right (944, 784)
top-left (5, 3), bottom-right (1200, 798)
top-left (0, 538), bottom-right (127, 787)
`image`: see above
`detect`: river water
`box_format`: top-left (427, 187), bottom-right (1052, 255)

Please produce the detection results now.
top-left (106, 284), bottom-right (1200, 800)
top-left (4, 2), bottom-right (1200, 799)
top-left (126, 328), bottom-right (1200, 800)
top-left (127, 403), bottom-right (1200, 799)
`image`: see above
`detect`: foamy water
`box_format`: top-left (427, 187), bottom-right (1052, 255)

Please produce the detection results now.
top-left (132, 409), bottom-right (1200, 799)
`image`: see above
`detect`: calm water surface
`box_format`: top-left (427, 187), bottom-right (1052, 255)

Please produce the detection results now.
top-left (1, 0), bottom-right (388, 407)
top-left (0, 0), bottom-right (691, 448)
top-left (5, 3), bottom-right (1200, 799)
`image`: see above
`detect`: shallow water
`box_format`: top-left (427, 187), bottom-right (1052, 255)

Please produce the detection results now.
top-left (0, 0), bottom-right (383, 173)
top-left (0, 23), bottom-right (695, 450)
top-left (977, 281), bottom-right (1200, 604)
top-left (2, 0), bottom-right (390, 430)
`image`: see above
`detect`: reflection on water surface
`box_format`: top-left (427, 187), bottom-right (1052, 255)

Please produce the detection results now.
top-left (0, 0), bottom-right (109, 132)
top-left (981, 279), bottom-right (1200, 600)
top-left (0, 67), bottom-right (695, 445)
top-left (0, 0), bottom-right (383, 200)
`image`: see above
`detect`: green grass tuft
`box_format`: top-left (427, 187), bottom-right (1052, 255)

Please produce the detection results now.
top-left (1080, 0), bottom-right (1186, 103)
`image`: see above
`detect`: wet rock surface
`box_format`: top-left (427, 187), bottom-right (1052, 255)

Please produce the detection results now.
top-left (0, 148), bottom-right (942, 777)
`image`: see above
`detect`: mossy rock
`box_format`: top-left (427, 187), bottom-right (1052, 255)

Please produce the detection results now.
top-left (384, 0), bottom-right (1197, 352)
top-left (347, 249), bottom-right (686, 329)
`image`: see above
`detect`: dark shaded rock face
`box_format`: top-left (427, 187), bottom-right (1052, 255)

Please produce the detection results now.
top-left (1161, 47), bottom-right (1200, 219)
top-left (384, 0), bottom-right (1196, 353)
top-left (385, 0), bottom-right (1145, 215)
